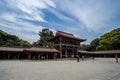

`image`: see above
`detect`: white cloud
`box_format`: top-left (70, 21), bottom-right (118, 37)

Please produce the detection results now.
top-left (49, 0), bottom-right (120, 44)
top-left (48, 8), bottom-right (75, 22)
top-left (5, 0), bottom-right (56, 22)
top-left (0, 0), bottom-right (57, 43)
top-left (1, 14), bottom-right (16, 22)
top-left (0, 18), bottom-right (45, 43)
top-left (54, 0), bottom-right (120, 32)
top-left (1, 0), bottom-right (120, 44)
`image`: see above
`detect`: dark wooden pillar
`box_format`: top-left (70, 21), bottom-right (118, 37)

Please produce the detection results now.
top-left (46, 53), bottom-right (48, 59)
top-left (65, 46), bottom-right (68, 58)
top-left (72, 47), bottom-right (74, 58)
top-left (7, 53), bottom-right (10, 60)
top-left (60, 37), bottom-right (62, 58)
top-left (104, 54), bottom-right (107, 58)
top-left (76, 47), bottom-right (78, 57)
top-left (17, 53), bottom-right (20, 59)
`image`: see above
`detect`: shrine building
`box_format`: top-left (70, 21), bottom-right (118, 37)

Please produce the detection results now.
top-left (48, 31), bottom-right (86, 58)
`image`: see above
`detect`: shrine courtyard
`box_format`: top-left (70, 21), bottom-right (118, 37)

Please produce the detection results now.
top-left (0, 58), bottom-right (120, 80)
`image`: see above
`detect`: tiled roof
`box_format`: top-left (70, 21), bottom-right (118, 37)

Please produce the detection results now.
top-left (24, 47), bottom-right (59, 52)
top-left (57, 31), bottom-right (74, 38)
top-left (48, 31), bottom-right (86, 42)
top-left (92, 50), bottom-right (120, 54)
top-left (0, 47), bottom-right (23, 52)
top-left (0, 47), bottom-right (59, 53)
top-left (77, 50), bottom-right (91, 54)
top-left (77, 50), bottom-right (120, 54)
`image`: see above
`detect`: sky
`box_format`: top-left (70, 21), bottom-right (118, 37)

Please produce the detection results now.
top-left (0, 0), bottom-right (120, 44)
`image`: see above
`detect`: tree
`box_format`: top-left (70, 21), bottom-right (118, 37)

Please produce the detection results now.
top-left (7, 35), bottom-right (19, 43)
top-left (17, 40), bottom-right (31, 47)
top-left (37, 28), bottom-right (54, 47)
top-left (6, 40), bottom-right (15, 46)
top-left (80, 44), bottom-right (91, 51)
top-left (0, 30), bottom-right (8, 41)
top-left (32, 42), bottom-right (39, 47)
top-left (90, 38), bottom-right (99, 51)
top-left (96, 28), bottom-right (120, 50)
top-left (0, 30), bottom-right (31, 47)
top-left (0, 39), bottom-right (3, 45)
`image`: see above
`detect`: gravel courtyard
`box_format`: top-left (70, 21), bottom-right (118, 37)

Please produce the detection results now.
top-left (0, 58), bottom-right (120, 80)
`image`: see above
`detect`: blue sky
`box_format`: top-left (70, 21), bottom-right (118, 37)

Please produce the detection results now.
top-left (0, 0), bottom-right (120, 44)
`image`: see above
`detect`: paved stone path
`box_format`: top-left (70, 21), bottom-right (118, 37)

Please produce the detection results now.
top-left (0, 58), bottom-right (120, 80)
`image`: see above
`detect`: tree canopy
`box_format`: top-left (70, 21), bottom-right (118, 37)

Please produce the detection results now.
top-left (81, 28), bottom-right (120, 51)
top-left (0, 30), bottom-right (31, 47)
top-left (80, 38), bottom-right (99, 51)
top-left (80, 44), bottom-right (91, 51)
top-left (90, 38), bottom-right (99, 51)
top-left (34, 28), bottom-right (54, 47)
top-left (96, 28), bottom-right (120, 50)
top-left (1, 27), bottom-right (120, 50)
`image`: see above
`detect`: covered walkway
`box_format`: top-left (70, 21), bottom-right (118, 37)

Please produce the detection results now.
top-left (77, 50), bottom-right (120, 63)
top-left (0, 47), bottom-right (59, 60)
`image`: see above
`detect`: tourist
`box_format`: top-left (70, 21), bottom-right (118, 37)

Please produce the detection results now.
top-left (92, 56), bottom-right (94, 60)
top-left (77, 55), bottom-right (80, 62)
top-left (115, 54), bottom-right (118, 63)
top-left (82, 55), bottom-right (84, 61)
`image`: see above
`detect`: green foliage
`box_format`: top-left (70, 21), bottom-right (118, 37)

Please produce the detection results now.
top-left (32, 42), bottom-right (39, 47)
top-left (81, 28), bottom-right (120, 51)
top-left (90, 38), bottom-right (99, 51)
top-left (96, 45), bottom-right (106, 50)
top-left (0, 30), bottom-right (8, 41)
top-left (6, 40), bottom-right (15, 46)
top-left (17, 40), bottom-right (31, 47)
top-left (37, 28), bottom-right (54, 47)
top-left (96, 28), bottom-right (120, 50)
top-left (0, 30), bottom-right (31, 47)
top-left (81, 38), bottom-right (99, 51)
top-left (80, 44), bottom-right (91, 51)
top-left (0, 39), bottom-right (3, 45)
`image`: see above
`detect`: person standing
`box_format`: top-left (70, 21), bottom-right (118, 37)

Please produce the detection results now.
top-left (77, 55), bottom-right (80, 62)
top-left (92, 55), bottom-right (94, 60)
top-left (115, 54), bottom-right (118, 63)
top-left (82, 55), bottom-right (84, 61)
